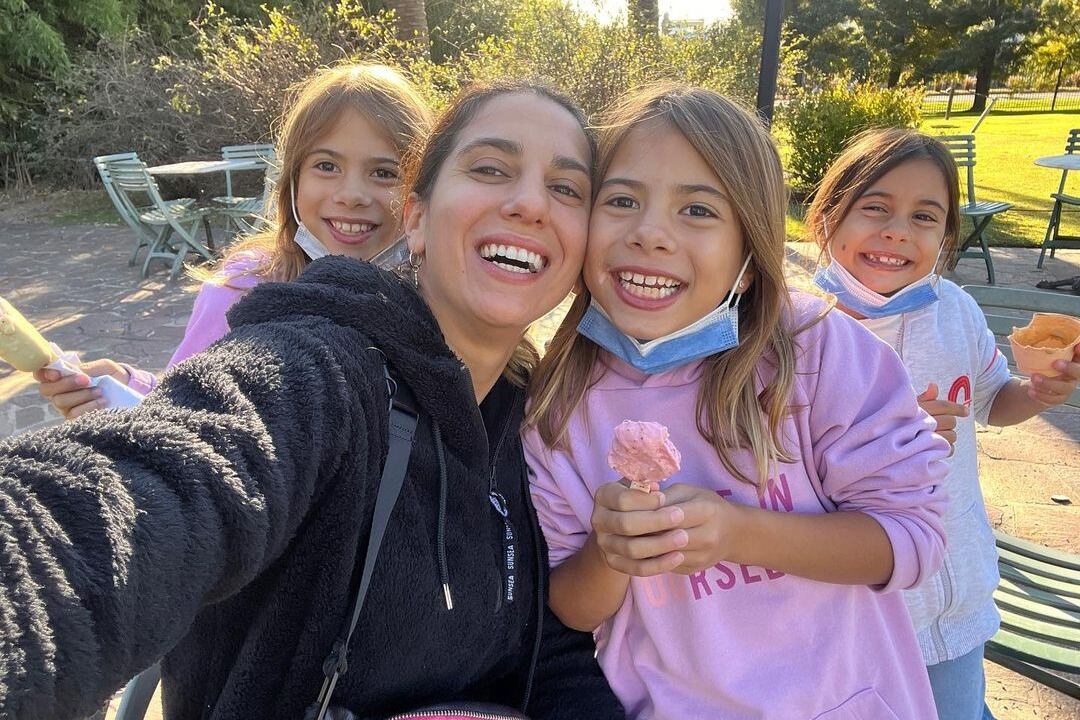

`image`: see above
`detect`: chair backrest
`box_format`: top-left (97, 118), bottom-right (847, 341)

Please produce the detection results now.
top-left (220, 143), bottom-right (276, 163)
top-left (220, 143), bottom-right (276, 198)
top-left (106, 158), bottom-right (174, 217)
top-left (1065, 128), bottom-right (1080, 155)
top-left (962, 284), bottom-right (1080, 409)
top-left (93, 153), bottom-right (149, 233)
top-left (939, 134), bottom-right (977, 206)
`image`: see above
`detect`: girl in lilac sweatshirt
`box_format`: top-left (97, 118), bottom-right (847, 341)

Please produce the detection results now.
top-left (523, 84), bottom-right (950, 719)
top-left (34, 64), bottom-right (430, 412)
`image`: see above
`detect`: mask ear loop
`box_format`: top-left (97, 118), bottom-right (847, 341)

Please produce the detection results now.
top-left (927, 238), bottom-right (947, 288)
top-left (290, 180), bottom-right (303, 227)
top-left (727, 255), bottom-right (754, 308)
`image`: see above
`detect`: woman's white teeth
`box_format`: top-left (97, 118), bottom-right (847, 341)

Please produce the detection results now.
top-left (330, 220), bottom-right (375, 234)
top-left (865, 252), bottom-right (908, 266)
top-left (479, 243), bottom-right (545, 273)
top-left (617, 270), bottom-right (680, 299)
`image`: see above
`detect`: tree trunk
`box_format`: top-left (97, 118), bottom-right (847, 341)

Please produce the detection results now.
top-left (383, 0), bottom-right (430, 58)
top-left (970, 45), bottom-right (996, 113)
top-left (628, 0), bottom-right (660, 42)
top-left (887, 61), bottom-right (902, 88)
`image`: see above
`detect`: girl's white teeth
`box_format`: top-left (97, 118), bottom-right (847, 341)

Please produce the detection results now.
top-left (617, 270), bottom-right (680, 288)
top-left (330, 220), bottom-right (375, 234)
top-left (479, 243), bottom-right (545, 273)
top-left (619, 279), bottom-right (678, 299)
top-left (865, 253), bottom-right (908, 266)
top-left (617, 270), bottom-right (680, 300)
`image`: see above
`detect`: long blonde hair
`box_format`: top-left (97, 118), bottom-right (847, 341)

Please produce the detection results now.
top-left (527, 82), bottom-right (798, 488)
top-left (204, 63), bottom-right (431, 283)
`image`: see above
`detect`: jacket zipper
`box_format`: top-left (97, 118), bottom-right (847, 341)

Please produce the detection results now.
top-left (898, 311), bottom-right (952, 661)
top-left (488, 410), bottom-right (516, 613)
top-left (931, 555), bottom-right (954, 661)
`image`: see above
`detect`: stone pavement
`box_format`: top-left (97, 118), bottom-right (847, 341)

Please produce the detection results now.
top-left (0, 222), bottom-right (196, 436)
top-left (1, 222), bottom-right (1079, 718)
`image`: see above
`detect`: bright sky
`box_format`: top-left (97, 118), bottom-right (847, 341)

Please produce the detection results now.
top-left (577, 1), bottom-right (734, 23)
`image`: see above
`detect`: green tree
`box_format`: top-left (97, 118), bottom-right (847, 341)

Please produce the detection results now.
top-left (856, 0), bottom-right (943, 87)
top-left (0, 0), bottom-right (124, 183)
top-left (628, 0), bottom-right (659, 42)
top-left (1023, 0), bottom-right (1080, 91)
top-left (933, 0), bottom-right (1040, 112)
top-left (425, 0), bottom-right (519, 63)
top-left (378, 0), bottom-right (431, 56)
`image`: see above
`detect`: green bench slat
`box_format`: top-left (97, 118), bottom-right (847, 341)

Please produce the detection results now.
top-left (997, 577), bottom-right (1080, 615)
top-left (996, 530), bottom-right (1080, 573)
top-left (986, 625), bottom-right (1080, 675)
top-left (999, 562), bottom-right (1080, 600)
top-left (985, 637), bottom-right (1080, 699)
top-left (964, 285), bottom-right (1080, 315)
top-left (998, 603), bottom-right (1080, 645)
top-left (994, 588), bottom-right (1080, 629)
top-left (998, 545), bottom-right (1080, 585)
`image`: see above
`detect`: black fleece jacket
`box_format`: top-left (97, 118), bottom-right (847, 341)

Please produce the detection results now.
top-left (0, 257), bottom-right (623, 720)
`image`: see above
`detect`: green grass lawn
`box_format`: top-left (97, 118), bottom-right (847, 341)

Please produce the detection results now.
top-left (786, 110), bottom-right (1080, 246)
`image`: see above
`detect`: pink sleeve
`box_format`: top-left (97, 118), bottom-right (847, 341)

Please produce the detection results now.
top-left (804, 311), bottom-right (950, 593)
top-left (166, 281), bottom-right (249, 369)
top-left (523, 427), bottom-right (592, 568)
top-left (121, 364), bottom-right (158, 395)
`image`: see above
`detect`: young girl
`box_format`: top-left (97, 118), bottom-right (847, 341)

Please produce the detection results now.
top-left (523, 84), bottom-right (950, 719)
top-left (35, 63), bottom-right (431, 415)
top-left (808, 128), bottom-right (1080, 720)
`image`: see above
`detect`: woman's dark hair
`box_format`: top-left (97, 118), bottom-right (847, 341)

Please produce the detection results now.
top-left (401, 79), bottom-right (596, 202)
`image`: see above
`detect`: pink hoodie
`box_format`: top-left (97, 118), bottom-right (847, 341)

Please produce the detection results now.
top-left (124, 254), bottom-right (264, 393)
top-left (524, 294), bottom-right (949, 720)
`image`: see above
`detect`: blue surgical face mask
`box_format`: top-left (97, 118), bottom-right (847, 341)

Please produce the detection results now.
top-left (577, 255), bottom-right (752, 375)
top-left (291, 184), bottom-right (330, 261)
top-left (812, 234), bottom-right (943, 319)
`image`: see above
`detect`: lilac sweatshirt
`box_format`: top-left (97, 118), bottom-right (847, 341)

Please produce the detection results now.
top-left (125, 255), bottom-right (265, 394)
top-left (523, 294), bottom-right (950, 720)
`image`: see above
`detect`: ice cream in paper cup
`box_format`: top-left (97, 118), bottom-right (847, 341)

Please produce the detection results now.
top-left (1008, 312), bottom-right (1080, 378)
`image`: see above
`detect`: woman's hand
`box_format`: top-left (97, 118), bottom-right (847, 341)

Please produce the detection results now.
top-left (590, 480), bottom-right (688, 577)
top-left (916, 382), bottom-right (967, 448)
top-left (33, 358), bottom-right (128, 419)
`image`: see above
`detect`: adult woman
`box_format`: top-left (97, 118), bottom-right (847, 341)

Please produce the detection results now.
top-left (0, 80), bottom-right (622, 720)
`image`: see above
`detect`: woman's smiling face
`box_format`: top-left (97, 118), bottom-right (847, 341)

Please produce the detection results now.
top-left (405, 91), bottom-right (593, 334)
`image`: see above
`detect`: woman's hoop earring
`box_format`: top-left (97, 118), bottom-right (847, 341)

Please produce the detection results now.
top-left (407, 250), bottom-right (424, 287)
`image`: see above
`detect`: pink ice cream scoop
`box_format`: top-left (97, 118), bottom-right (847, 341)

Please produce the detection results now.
top-left (608, 420), bottom-right (682, 492)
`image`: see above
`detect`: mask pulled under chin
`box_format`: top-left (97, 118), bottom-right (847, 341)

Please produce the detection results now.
top-left (812, 244), bottom-right (943, 319)
top-left (293, 222), bottom-right (331, 260)
top-left (577, 255), bottom-right (752, 375)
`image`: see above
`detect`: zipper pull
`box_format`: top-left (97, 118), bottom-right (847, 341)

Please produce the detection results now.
top-left (489, 490), bottom-right (516, 604)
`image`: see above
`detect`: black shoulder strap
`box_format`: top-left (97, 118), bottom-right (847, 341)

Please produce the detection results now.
top-left (305, 363), bottom-right (418, 720)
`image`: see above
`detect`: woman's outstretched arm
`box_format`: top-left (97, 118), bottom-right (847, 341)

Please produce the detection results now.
top-left (0, 315), bottom-right (385, 720)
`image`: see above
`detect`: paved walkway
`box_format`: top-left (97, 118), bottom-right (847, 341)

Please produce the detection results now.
top-left (1, 222), bottom-right (1079, 718)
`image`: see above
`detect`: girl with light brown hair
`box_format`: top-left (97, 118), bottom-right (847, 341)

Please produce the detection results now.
top-left (523, 83), bottom-right (950, 718)
top-left (35, 63), bottom-right (431, 415)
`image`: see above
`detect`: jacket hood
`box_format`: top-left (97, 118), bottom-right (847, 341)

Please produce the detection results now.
top-left (227, 256), bottom-right (487, 467)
